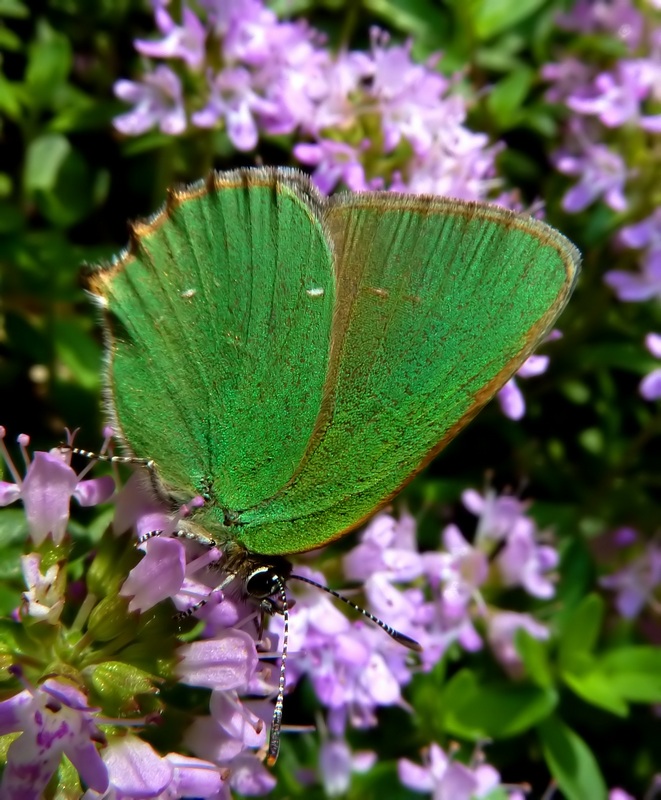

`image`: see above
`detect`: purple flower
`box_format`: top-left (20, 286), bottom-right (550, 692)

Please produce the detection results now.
top-left (606, 209), bottom-right (661, 301)
top-left (184, 691), bottom-right (270, 765)
top-left (640, 333), bottom-right (661, 400)
top-left (224, 752), bottom-right (277, 796)
top-left (487, 611), bottom-right (550, 679)
top-left (192, 67), bottom-right (274, 151)
top-left (268, 567), bottom-right (412, 736)
top-left (102, 736), bottom-right (174, 797)
top-left (398, 742), bottom-right (524, 800)
top-left (184, 692), bottom-right (275, 795)
top-left (120, 535), bottom-right (187, 612)
top-left (610, 790), bottom-right (636, 800)
top-left (367, 31), bottom-right (450, 156)
top-left (0, 676), bottom-right (108, 799)
top-left (462, 488), bottom-right (528, 543)
top-left (135, 6), bottom-right (207, 69)
top-left (297, 51), bottom-right (372, 134)
top-left (392, 116), bottom-right (499, 201)
top-left (555, 142), bottom-right (630, 213)
top-left (430, 524), bottom-right (488, 618)
top-left (343, 511), bottom-right (425, 584)
top-left (114, 65), bottom-right (187, 136)
top-left (116, 2), bottom-right (501, 203)
top-left (600, 540), bottom-right (661, 618)
top-left (318, 740), bottom-right (376, 797)
top-left (542, 58), bottom-right (595, 105)
top-left (463, 488), bottom-right (558, 598)
top-left (556, 0), bottom-right (644, 50)
top-left (176, 630), bottom-right (260, 690)
top-left (21, 554), bottom-right (65, 622)
top-left (497, 517), bottom-right (559, 599)
top-left (497, 353), bottom-right (550, 420)
top-left (567, 61), bottom-right (661, 132)
top-left (163, 753), bottom-right (225, 799)
top-left (293, 139), bottom-right (370, 194)
top-left (0, 428), bottom-right (114, 546)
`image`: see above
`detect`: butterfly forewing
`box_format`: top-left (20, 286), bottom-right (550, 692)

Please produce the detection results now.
top-left (88, 170), bottom-right (335, 513)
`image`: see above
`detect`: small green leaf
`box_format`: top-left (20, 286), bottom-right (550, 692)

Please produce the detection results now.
top-left (363, 0), bottom-right (447, 40)
top-left (0, 0), bottom-right (28, 17)
top-left (516, 627), bottom-right (553, 688)
top-left (0, 74), bottom-right (23, 119)
top-left (87, 595), bottom-right (136, 642)
top-left (54, 319), bottom-right (102, 391)
top-left (0, 24), bottom-right (21, 50)
top-left (24, 134), bottom-right (94, 226)
top-left (440, 669), bottom-right (557, 740)
top-left (24, 133), bottom-right (72, 194)
top-left (562, 664), bottom-right (629, 716)
top-left (25, 19), bottom-right (72, 107)
top-left (89, 661), bottom-right (159, 715)
top-left (538, 716), bottom-right (607, 800)
top-left (601, 647), bottom-right (661, 704)
top-left (558, 593), bottom-right (604, 670)
top-left (468, 0), bottom-right (547, 40)
top-left (52, 757), bottom-right (82, 800)
top-left (487, 66), bottom-right (534, 128)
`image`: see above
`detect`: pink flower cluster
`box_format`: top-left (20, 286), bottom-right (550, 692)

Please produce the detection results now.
top-left (544, 0), bottom-right (661, 400)
top-left (114, 0), bottom-right (500, 201)
top-left (0, 430), bottom-right (275, 799)
top-left (268, 486), bottom-right (559, 753)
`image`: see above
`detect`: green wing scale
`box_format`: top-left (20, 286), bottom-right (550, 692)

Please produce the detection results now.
top-left (87, 168), bottom-right (579, 556)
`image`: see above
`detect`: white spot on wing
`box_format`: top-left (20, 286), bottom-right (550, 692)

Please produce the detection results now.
top-left (306, 287), bottom-right (325, 298)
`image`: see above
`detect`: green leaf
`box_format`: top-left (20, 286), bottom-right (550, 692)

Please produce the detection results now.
top-left (88, 661), bottom-right (159, 715)
top-left (0, 0), bottom-right (28, 17)
top-left (601, 647), bottom-right (661, 704)
top-left (0, 24), bottom-right (21, 50)
top-left (516, 627), bottom-right (553, 688)
top-left (53, 319), bottom-right (102, 391)
top-left (440, 669), bottom-right (557, 740)
top-left (363, 0), bottom-right (447, 40)
top-left (24, 133), bottom-right (72, 193)
top-left (487, 66), bottom-right (534, 128)
top-left (538, 716), bottom-right (607, 800)
top-left (468, 0), bottom-right (547, 39)
top-left (25, 19), bottom-right (72, 107)
top-left (23, 134), bottom-right (93, 226)
top-left (349, 761), bottom-right (421, 800)
top-left (0, 73), bottom-right (23, 119)
top-left (562, 663), bottom-right (629, 716)
top-left (0, 509), bottom-right (29, 609)
top-left (52, 757), bottom-right (82, 800)
top-left (558, 593), bottom-right (604, 670)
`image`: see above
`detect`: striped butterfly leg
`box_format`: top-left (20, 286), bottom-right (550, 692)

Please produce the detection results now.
top-left (65, 444), bottom-right (155, 471)
top-left (135, 528), bottom-right (226, 621)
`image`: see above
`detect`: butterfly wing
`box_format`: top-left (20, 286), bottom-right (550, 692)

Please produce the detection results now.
top-left (236, 192), bottom-right (580, 554)
top-left (87, 169), bottom-right (336, 510)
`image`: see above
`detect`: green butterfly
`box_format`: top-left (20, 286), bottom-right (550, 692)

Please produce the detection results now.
top-left (85, 167), bottom-right (579, 756)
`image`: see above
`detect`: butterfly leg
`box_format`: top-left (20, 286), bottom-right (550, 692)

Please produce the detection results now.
top-left (65, 444), bottom-right (155, 470)
top-left (136, 529), bottom-right (217, 549)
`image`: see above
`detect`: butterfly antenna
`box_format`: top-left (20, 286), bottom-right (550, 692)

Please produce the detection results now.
top-left (266, 576), bottom-right (289, 766)
top-left (289, 573), bottom-right (422, 652)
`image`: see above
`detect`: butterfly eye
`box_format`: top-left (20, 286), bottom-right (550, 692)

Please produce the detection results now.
top-left (245, 567), bottom-right (282, 599)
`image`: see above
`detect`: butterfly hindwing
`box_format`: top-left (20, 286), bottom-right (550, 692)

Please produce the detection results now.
top-left (236, 191), bottom-right (579, 554)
